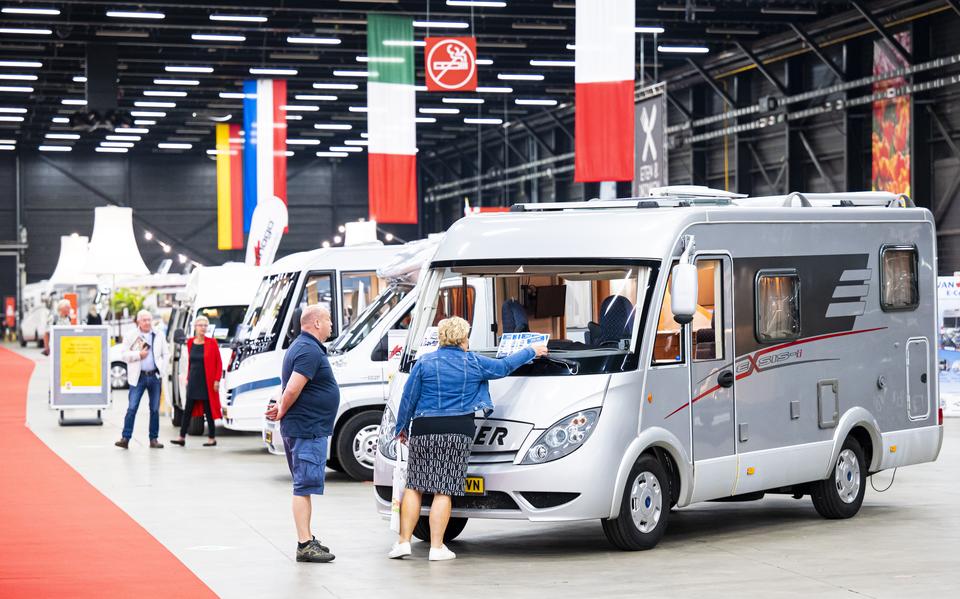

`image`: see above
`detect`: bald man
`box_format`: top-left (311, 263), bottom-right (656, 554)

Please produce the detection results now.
top-left (265, 304), bottom-right (339, 563)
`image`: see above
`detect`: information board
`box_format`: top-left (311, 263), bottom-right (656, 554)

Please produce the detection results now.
top-left (49, 325), bottom-right (110, 410)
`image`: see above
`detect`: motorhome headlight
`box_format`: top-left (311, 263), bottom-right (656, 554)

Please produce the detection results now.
top-left (378, 406), bottom-right (398, 461)
top-left (521, 409), bottom-right (600, 465)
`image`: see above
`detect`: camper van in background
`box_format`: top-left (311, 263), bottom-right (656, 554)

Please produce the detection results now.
top-left (18, 280), bottom-right (52, 347)
top-left (374, 188), bottom-right (942, 551)
top-left (221, 243), bottom-right (405, 433)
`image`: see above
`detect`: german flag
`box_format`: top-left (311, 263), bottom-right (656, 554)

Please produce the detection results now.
top-left (216, 123), bottom-right (244, 250)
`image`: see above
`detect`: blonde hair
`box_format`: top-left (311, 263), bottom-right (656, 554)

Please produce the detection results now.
top-left (437, 316), bottom-right (469, 347)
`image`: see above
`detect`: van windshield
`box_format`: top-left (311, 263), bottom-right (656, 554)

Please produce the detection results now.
top-left (401, 261), bottom-right (656, 376)
top-left (330, 285), bottom-right (411, 355)
top-left (197, 305), bottom-right (248, 343)
top-left (235, 271), bottom-right (298, 353)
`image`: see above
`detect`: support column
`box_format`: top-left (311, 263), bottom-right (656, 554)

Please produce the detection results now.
top-left (689, 84), bottom-right (707, 185)
top-left (784, 58), bottom-right (804, 193)
top-left (911, 18), bottom-right (932, 211)
top-left (734, 72), bottom-right (753, 195)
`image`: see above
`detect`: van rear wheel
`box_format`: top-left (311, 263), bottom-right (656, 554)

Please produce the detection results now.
top-left (602, 454), bottom-right (669, 550)
top-left (334, 410), bottom-right (382, 481)
top-left (412, 516), bottom-right (467, 543)
top-left (811, 436), bottom-right (866, 519)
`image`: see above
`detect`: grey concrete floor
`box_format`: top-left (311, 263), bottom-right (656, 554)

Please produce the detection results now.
top-left (10, 343), bottom-right (960, 598)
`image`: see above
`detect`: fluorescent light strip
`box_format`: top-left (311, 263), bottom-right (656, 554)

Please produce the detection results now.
top-left (294, 94), bottom-right (337, 101)
top-left (130, 111), bottom-right (165, 117)
top-left (101, 142), bottom-right (135, 147)
top-left (476, 58), bottom-right (493, 65)
top-left (344, 139), bottom-right (368, 146)
top-left (114, 128), bottom-right (149, 134)
top-left (45, 133), bottom-right (79, 140)
top-left (280, 105), bottom-right (319, 112)
top-left (0, 85), bottom-right (32, 92)
top-left (333, 70), bottom-right (370, 77)
top-left (446, 1), bottom-right (506, 6)
top-left (165, 66), bottom-right (213, 73)
top-left (158, 143), bottom-right (191, 149)
top-left (144, 90), bottom-right (187, 97)
top-left (210, 14), bottom-right (267, 23)
top-left (0, 115), bottom-right (23, 121)
top-left (106, 135), bottom-right (141, 141)
top-left (0, 74), bottom-right (37, 81)
top-left (0, 27), bottom-right (52, 34)
top-left (348, 106), bottom-right (368, 112)
top-left (0, 107), bottom-right (26, 113)
top-left (313, 82), bottom-right (358, 90)
top-left (412, 20), bottom-right (469, 29)
top-left (464, 117), bottom-right (503, 125)
top-left (314, 123), bottom-right (352, 130)
top-left (657, 45), bottom-right (709, 54)
top-left (192, 33), bottom-right (246, 42)
top-left (316, 151), bottom-right (349, 157)
top-left (134, 101), bottom-right (175, 108)
top-left (415, 117), bottom-right (437, 123)
top-left (476, 86), bottom-right (513, 93)
top-left (96, 147), bottom-right (128, 153)
top-left (383, 39), bottom-right (425, 47)
top-left (0, 138), bottom-right (15, 143)
top-left (218, 92), bottom-right (249, 99)
top-left (497, 73), bottom-right (543, 81)
top-left (72, 76), bottom-right (87, 82)
top-left (329, 146), bottom-right (363, 152)
top-left (61, 98), bottom-right (86, 105)
top-left (38, 145), bottom-right (71, 151)
top-left (414, 85), bottom-right (428, 91)
top-left (2, 7), bottom-right (61, 15)
top-left (442, 97), bottom-right (483, 104)
top-left (287, 139), bottom-right (321, 146)
top-left (635, 26), bottom-right (666, 34)
top-left (51, 117), bottom-right (68, 123)
top-left (529, 59), bottom-right (574, 67)
top-left (356, 55), bottom-right (405, 64)
top-left (154, 79), bottom-right (199, 86)
top-left (0, 60), bottom-right (41, 68)
top-left (134, 119), bottom-right (156, 125)
top-left (287, 36), bottom-right (341, 45)
top-left (515, 98), bottom-right (558, 106)
top-left (106, 11), bottom-right (164, 19)
top-left (419, 107), bottom-right (459, 114)
top-left (249, 67), bottom-right (297, 75)
top-left (0, 144), bottom-right (14, 150)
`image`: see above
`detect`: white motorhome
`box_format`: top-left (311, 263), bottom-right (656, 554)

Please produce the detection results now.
top-left (162, 263), bottom-right (263, 433)
top-left (374, 189), bottom-right (942, 550)
top-left (18, 280), bottom-right (52, 346)
top-left (222, 243), bottom-right (405, 432)
top-left (262, 238), bottom-right (494, 480)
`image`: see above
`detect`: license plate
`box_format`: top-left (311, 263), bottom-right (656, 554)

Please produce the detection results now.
top-left (265, 431), bottom-right (273, 445)
top-left (464, 476), bottom-right (485, 495)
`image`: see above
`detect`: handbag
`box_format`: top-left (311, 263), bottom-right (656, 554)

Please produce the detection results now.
top-left (389, 442), bottom-right (408, 533)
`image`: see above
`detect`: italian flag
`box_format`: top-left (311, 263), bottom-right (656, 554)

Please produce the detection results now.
top-left (574, 0), bottom-right (635, 182)
top-left (367, 13), bottom-right (417, 224)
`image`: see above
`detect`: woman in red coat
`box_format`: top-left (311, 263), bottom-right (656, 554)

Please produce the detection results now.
top-left (171, 315), bottom-right (223, 447)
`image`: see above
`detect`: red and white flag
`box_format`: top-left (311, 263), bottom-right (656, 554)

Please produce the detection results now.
top-left (574, 0), bottom-right (635, 182)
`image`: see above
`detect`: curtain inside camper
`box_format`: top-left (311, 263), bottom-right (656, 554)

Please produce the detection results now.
top-left (756, 272), bottom-right (800, 343)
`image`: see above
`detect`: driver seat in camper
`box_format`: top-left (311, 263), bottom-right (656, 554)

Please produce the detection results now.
top-left (501, 299), bottom-right (529, 333)
top-left (587, 295), bottom-right (635, 346)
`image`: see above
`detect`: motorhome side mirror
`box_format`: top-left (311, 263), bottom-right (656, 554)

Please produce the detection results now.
top-left (671, 263), bottom-right (698, 325)
top-left (173, 328), bottom-right (186, 344)
top-left (287, 308), bottom-right (302, 341)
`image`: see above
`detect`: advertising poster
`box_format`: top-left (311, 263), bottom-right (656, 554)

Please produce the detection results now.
top-left (871, 31), bottom-right (911, 196)
top-left (60, 335), bottom-right (103, 394)
top-left (938, 276), bottom-right (960, 416)
top-left (496, 333), bottom-right (550, 358)
top-left (633, 84), bottom-right (668, 197)
top-left (50, 325), bottom-right (110, 410)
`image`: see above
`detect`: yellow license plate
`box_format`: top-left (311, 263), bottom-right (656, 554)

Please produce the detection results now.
top-left (464, 476), bottom-right (485, 495)
top-left (265, 431), bottom-right (273, 445)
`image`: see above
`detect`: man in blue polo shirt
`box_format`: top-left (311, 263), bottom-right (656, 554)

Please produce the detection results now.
top-left (265, 304), bottom-right (339, 563)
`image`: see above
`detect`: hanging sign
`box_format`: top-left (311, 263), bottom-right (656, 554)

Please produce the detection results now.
top-left (425, 37), bottom-right (477, 92)
top-left (633, 83), bottom-right (668, 197)
top-left (245, 195), bottom-right (289, 267)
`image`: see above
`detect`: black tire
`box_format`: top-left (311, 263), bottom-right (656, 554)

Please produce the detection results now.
top-left (334, 410), bottom-right (382, 481)
top-left (187, 415), bottom-right (205, 436)
top-left (326, 454), bottom-right (344, 473)
top-left (172, 405), bottom-right (183, 427)
top-left (412, 516), bottom-right (468, 543)
top-left (811, 436), bottom-right (867, 519)
top-left (601, 454), bottom-right (670, 551)
top-left (18, 330), bottom-right (26, 347)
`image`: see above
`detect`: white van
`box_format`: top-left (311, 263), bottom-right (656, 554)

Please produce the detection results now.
top-left (18, 280), bottom-right (51, 347)
top-left (222, 243), bottom-right (405, 432)
top-left (163, 263), bottom-right (263, 433)
top-left (262, 238), bottom-right (494, 480)
top-left (374, 189), bottom-right (943, 550)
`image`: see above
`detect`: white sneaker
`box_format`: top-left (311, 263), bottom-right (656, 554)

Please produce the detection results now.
top-left (428, 545), bottom-right (456, 561)
top-left (388, 541), bottom-right (411, 559)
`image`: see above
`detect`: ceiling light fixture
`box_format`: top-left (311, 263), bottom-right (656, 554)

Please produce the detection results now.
top-left (165, 65), bottom-right (213, 73)
top-left (158, 142), bottom-right (192, 149)
top-left (0, 27), bottom-right (51, 34)
top-left (0, 85), bottom-right (33, 92)
top-left (72, 75), bottom-right (87, 82)
top-left (250, 67), bottom-right (298, 75)
top-left (134, 101), bottom-right (175, 108)
top-left (0, 60), bottom-right (42, 68)
top-left (0, 115), bottom-right (24, 122)
top-left (52, 117), bottom-right (69, 123)
top-left (210, 14), bottom-right (267, 23)
top-left (329, 146), bottom-right (363, 152)
top-left (419, 107), bottom-right (459, 114)
top-left (2, 7), bottom-right (60, 15)
top-left (295, 94), bottom-right (337, 101)
top-left (0, 107), bottom-right (26, 113)
top-left (657, 45), bottom-right (709, 54)
top-left (383, 39), bottom-right (425, 47)
top-left (106, 135), bottom-right (141, 141)
top-left (287, 139), bottom-right (321, 146)
top-left (334, 70), bottom-right (370, 77)
top-left (61, 98), bottom-right (87, 105)
top-left (635, 26), bottom-right (666, 34)
top-left (447, 0), bottom-right (506, 6)
top-left (101, 141), bottom-right (135, 147)
top-left (280, 104), bottom-right (319, 112)
top-left (476, 58), bottom-right (494, 65)
top-left (316, 150), bottom-right (349, 157)
top-left (515, 98), bottom-right (558, 106)
top-left (287, 36), bottom-right (341, 44)
top-left (38, 144), bottom-right (72, 151)
top-left (144, 90), bottom-right (187, 97)
top-left (412, 20), bottom-right (469, 29)
top-left (313, 82), bottom-right (358, 90)
top-left (0, 74), bottom-right (37, 80)
top-left (442, 97), bottom-right (483, 104)
top-left (45, 133), bottom-right (79, 140)
top-left (464, 117), bottom-right (503, 125)
top-left (192, 33), bottom-right (246, 42)
top-left (415, 117), bottom-right (437, 123)
top-left (218, 92), bottom-right (248, 99)
top-left (529, 59), bottom-right (574, 67)
top-left (130, 110), bottom-right (166, 117)
top-left (497, 73), bottom-right (544, 81)
top-left (154, 78), bottom-right (199, 85)
top-left (314, 123), bottom-right (353, 130)
top-left (348, 106), bottom-right (368, 112)
top-left (760, 7), bottom-right (817, 15)
top-left (114, 128), bottom-right (149, 134)
top-left (96, 147), bottom-right (128, 153)
top-left (134, 119), bottom-right (156, 125)
top-left (105, 10), bottom-right (165, 19)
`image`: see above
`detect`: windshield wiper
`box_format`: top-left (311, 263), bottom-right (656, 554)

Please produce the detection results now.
top-left (540, 356), bottom-right (580, 375)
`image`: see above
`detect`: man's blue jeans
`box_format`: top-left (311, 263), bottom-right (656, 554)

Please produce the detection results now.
top-left (122, 372), bottom-right (161, 440)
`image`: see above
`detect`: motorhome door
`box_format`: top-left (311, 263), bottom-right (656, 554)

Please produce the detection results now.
top-left (688, 256), bottom-right (737, 499)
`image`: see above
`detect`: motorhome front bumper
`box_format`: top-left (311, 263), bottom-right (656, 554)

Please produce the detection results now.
top-left (222, 378), bottom-right (280, 432)
top-left (262, 418), bottom-right (284, 455)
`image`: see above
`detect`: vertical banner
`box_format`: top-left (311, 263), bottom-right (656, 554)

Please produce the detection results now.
top-left (425, 37), bottom-right (477, 92)
top-left (633, 83), bottom-right (668, 197)
top-left (574, 0), bottom-right (635, 182)
top-left (367, 13), bottom-right (418, 224)
top-left (871, 31), bottom-right (911, 196)
top-left (4, 296), bottom-right (14, 329)
top-left (245, 195), bottom-right (289, 267)
top-left (242, 79), bottom-right (288, 233)
top-left (216, 123), bottom-right (245, 250)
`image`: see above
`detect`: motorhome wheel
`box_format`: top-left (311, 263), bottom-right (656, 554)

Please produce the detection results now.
top-left (602, 454), bottom-right (670, 550)
top-left (335, 410), bottom-right (382, 481)
top-left (413, 516), bottom-right (467, 543)
top-left (811, 436), bottom-right (867, 519)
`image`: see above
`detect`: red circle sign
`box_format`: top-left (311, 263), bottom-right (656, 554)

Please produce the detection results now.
top-left (426, 37), bottom-right (477, 92)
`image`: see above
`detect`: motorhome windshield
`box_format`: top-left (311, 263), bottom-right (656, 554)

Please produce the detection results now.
top-left (197, 305), bottom-right (247, 343)
top-left (401, 261), bottom-right (656, 376)
top-left (238, 271), bottom-right (298, 346)
top-left (330, 285), bottom-right (411, 355)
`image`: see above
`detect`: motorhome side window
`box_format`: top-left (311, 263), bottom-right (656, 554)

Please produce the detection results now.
top-left (341, 271), bottom-right (380, 328)
top-left (298, 272), bottom-right (335, 332)
top-left (693, 259), bottom-right (724, 361)
top-left (652, 270), bottom-right (683, 365)
top-left (755, 270), bottom-right (801, 343)
top-left (880, 246), bottom-right (919, 311)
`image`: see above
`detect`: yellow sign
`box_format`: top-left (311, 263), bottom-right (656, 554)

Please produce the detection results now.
top-left (60, 335), bottom-right (103, 393)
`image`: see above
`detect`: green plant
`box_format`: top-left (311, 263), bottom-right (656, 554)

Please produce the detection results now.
top-left (111, 287), bottom-right (146, 318)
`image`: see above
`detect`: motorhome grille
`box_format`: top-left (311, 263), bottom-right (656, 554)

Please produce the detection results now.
top-left (469, 451), bottom-right (517, 464)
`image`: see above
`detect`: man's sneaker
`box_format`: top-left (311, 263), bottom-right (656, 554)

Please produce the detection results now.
top-left (428, 545), bottom-right (456, 561)
top-left (310, 536), bottom-right (329, 553)
top-left (149, 440), bottom-right (164, 449)
top-left (296, 540), bottom-right (335, 563)
top-left (114, 439), bottom-right (129, 449)
top-left (388, 541), bottom-right (411, 559)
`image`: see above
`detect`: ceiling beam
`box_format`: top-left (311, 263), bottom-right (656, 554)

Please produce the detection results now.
top-left (849, 0), bottom-right (913, 64)
top-left (686, 58), bottom-right (736, 108)
top-left (789, 23), bottom-right (846, 81)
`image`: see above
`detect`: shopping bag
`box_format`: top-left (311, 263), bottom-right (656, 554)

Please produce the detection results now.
top-left (389, 443), bottom-right (408, 533)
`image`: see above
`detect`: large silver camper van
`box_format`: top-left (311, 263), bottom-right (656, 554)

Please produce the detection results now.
top-left (374, 188), bottom-right (942, 550)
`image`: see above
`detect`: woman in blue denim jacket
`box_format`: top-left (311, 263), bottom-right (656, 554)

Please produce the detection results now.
top-left (388, 316), bottom-right (548, 561)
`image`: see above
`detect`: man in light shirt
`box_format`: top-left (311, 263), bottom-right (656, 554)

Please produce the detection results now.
top-left (115, 310), bottom-right (170, 449)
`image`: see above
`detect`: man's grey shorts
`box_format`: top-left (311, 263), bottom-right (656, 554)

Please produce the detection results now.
top-left (283, 435), bottom-right (328, 496)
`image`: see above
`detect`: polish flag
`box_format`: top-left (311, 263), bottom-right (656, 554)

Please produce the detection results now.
top-left (574, 0), bottom-right (635, 182)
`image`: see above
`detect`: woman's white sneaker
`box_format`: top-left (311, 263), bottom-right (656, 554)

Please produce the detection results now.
top-left (428, 545), bottom-right (456, 561)
top-left (388, 541), bottom-right (411, 559)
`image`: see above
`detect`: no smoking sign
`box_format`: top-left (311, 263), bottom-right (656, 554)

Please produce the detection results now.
top-left (425, 37), bottom-right (478, 92)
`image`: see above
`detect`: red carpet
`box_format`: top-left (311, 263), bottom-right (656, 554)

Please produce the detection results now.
top-left (0, 346), bottom-right (216, 597)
